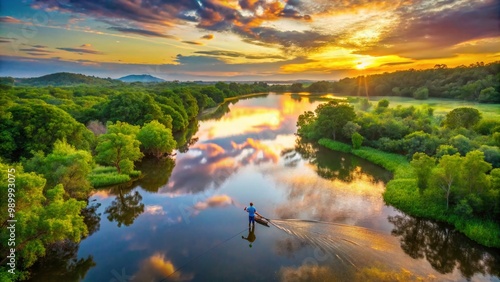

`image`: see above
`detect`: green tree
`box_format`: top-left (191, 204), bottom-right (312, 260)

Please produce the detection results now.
top-left (444, 107), bottom-right (481, 129)
top-left (403, 131), bottom-right (439, 157)
top-left (0, 163), bottom-right (87, 270)
top-left (290, 83), bottom-right (303, 93)
top-left (314, 101), bottom-right (356, 140)
top-left (411, 152), bottom-right (436, 192)
top-left (432, 154), bottom-right (463, 209)
top-left (100, 92), bottom-right (171, 128)
top-left (461, 150), bottom-right (492, 194)
top-left (478, 87), bottom-right (500, 103)
top-left (24, 140), bottom-right (93, 199)
top-left (296, 111), bottom-right (317, 139)
top-left (6, 103), bottom-right (94, 161)
top-left (413, 86), bottom-right (429, 100)
top-left (436, 145), bottom-right (459, 158)
top-left (351, 132), bottom-right (364, 149)
top-left (359, 98), bottom-right (372, 111)
top-left (478, 145), bottom-right (500, 168)
top-left (342, 121), bottom-right (361, 139)
top-left (377, 99), bottom-right (390, 108)
top-left (95, 124), bottom-right (143, 174)
top-left (137, 120), bottom-right (177, 158)
top-left (449, 134), bottom-right (473, 156)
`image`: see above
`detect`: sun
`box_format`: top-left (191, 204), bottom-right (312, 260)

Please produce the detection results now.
top-left (355, 61), bottom-right (370, 70)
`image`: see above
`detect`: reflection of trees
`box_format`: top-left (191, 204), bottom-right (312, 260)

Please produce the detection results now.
top-left (82, 202), bottom-right (101, 237)
top-left (389, 215), bottom-right (500, 279)
top-left (199, 101), bottom-right (232, 121)
top-left (175, 120), bottom-right (199, 153)
top-left (135, 157), bottom-right (175, 192)
top-left (294, 139), bottom-right (391, 183)
top-left (27, 240), bottom-right (95, 282)
top-left (105, 186), bottom-right (145, 227)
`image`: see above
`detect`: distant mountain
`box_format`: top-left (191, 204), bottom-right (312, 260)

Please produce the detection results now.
top-left (15, 72), bottom-right (119, 86)
top-left (118, 74), bottom-right (165, 83)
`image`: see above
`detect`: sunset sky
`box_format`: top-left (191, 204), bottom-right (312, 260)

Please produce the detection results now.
top-left (0, 0), bottom-right (499, 80)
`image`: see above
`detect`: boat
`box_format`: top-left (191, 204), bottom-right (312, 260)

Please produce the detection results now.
top-left (254, 215), bottom-right (270, 227)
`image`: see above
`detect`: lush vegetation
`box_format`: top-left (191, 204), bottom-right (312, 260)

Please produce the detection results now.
top-left (293, 62), bottom-right (500, 103)
top-left (301, 97), bottom-right (500, 247)
top-left (0, 73), bottom-right (286, 280)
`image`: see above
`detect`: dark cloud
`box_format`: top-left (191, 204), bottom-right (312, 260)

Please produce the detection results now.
top-left (20, 48), bottom-right (54, 53)
top-left (26, 52), bottom-right (51, 56)
top-left (359, 1), bottom-right (500, 58)
top-left (379, 61), bottom-right (414, 67)
top-left (182, 40), bottom-right (203, 45)
top-left (108, 26), bottom-right (178, 39)
top-left (57, 47), bottom-right (104, 54)
top-left (195, 50), bottom-right (285, 60)
top-left (201, 34), bottom-right (214, 40)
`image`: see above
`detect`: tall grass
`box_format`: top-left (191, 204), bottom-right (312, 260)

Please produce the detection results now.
top-left (88, 166), bottom-right (141, 187)
top-left (319, 138), bottom-right (500, 248)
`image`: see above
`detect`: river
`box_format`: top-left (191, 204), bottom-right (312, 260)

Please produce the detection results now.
top-left (29, 93), bottom-right (500, 281)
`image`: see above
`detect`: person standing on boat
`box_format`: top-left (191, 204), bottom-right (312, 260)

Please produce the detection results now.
top-left (244, 202), bottom-right (260, 227)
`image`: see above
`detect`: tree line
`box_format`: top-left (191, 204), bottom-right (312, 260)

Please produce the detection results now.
top-left (290, 62), bottom-right (500, 103)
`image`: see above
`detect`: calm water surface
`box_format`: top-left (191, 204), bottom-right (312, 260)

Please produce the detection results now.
top-left (30, 94), bottom-right (499, 281)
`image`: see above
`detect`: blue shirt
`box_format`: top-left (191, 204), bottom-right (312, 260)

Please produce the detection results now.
top-left (247, 206), bottom-right (256, 217)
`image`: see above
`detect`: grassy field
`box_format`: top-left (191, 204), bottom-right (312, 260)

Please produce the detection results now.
top-left (362, 96), bottom-right (500, 119)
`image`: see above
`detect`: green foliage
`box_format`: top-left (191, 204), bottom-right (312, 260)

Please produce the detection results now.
top-left (358, 98), bottom-right (372, 111)
top-left (100, 92), bottom-right (171, 129)
top-left (478, 145), bottom-right (500, 168)
top-left (137, 120), bottom-right (177, 158)
top-left (95, 122), bottom-right (143, 174)
top-left (296, 111), bottom-right (318, 140)
top-left (318, 138), bottom-right (351, 153)
top-left (5, 103), bottom-right (94, 161)
top-left (431, 153), bottom-right (463, 209)
top-left (403, 131), bottom-right (439, 157)
top-left (449, 134), bottom-right (473, 156)
top-left (410, 152), bottom-right (435, 191)
top-left (377, 99), bottom-right (389, 108)
top-left (314, 101), bottom-right (356, 140)
top-left (342, 121), bottom-right (361, 139)
top-left (351, 132), bottom-right (363, 149)
top-left (24, 140), bottom-right (93, 199)
top-left (0, 163), bottom-right (87, 270)
top-left (436, 144), bottom-right (458, 158)
top-left (444, 107), bottom-right (482, 129)
top-left (88, 166), bottom-right (131, 187)
top-left (474, 119), bottom-right (500, 135)
top-left (307, 81), bottom-right (330, 93)
top-left (290, 83), bottom-right (303, 93)
top-left (461, 150), bottom-right (492, 194)
top-left (413, 86), bottom-right (429, 100)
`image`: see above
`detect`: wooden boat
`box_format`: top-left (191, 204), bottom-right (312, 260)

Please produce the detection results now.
top-left (254, 215), bottom-right (270, 227)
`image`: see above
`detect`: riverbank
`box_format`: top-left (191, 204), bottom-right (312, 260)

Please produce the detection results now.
top-left (318, 138), bottom-right (500, 248)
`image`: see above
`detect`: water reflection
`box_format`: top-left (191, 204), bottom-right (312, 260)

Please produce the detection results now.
top-left (27, 240), bottom-right (96, 282)
top-left (271, 219), bottom-right (447, 282)
top-left (133, 253), bottom-right (193, 282)
top-left (134, 157), bottom-right (175, 193)
top-left (389, 215), bottom-right (500, 279)
top-left (105, 185), bottom-right (145, 227)
top-left (242, 226), bottom-right (257, 248)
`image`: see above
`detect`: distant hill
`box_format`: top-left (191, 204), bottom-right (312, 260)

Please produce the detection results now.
top-left (15, 72), bottom-right (119, 86)
top-left (118, 74), bottom-right (165, 83)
